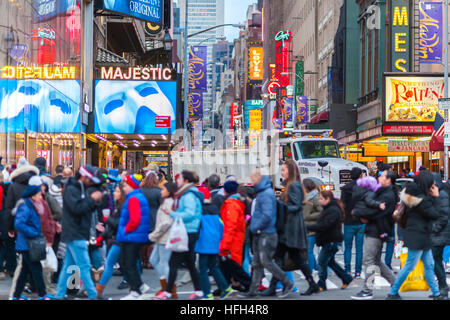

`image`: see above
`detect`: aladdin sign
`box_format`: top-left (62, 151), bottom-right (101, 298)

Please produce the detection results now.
top-left (388, 140), bottom-right (430, 152)
top-left (100, 66), bottom-right (173, 81)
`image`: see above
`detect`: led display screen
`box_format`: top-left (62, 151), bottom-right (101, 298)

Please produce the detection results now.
top-left (94, 80), bottom-right (176, 134)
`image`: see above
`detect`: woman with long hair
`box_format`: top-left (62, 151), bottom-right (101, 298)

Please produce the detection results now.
top-left (263, 160), bottom-right (320, 296)
top-left (307, 191), bottom-right (353, 291)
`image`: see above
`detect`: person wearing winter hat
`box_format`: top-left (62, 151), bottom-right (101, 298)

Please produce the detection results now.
top-left (117, 174), bottom-right (152, 300)
top-left (195, 186), bottom-right (233, 300)
top-left (10, 176), bottom-right (55, 300)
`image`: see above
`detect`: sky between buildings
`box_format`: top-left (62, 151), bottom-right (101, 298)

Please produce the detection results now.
top-left (224, 0), bottom-right (258, 42)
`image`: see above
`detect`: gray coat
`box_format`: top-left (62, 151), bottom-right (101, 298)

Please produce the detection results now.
top-left (302, 190), bottom-right (322, 236)
top-left (277, 181), bottom-right (308, 250)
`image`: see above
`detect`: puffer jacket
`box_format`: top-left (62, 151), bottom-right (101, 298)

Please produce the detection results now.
top-left (195, 197), bottom-right (224, 255)
top-left (351, 185), bottom-right (382, 218)
top-left (149, 198), bottom-right (174, 245)
top-left (302, 189), bottom-right (322, 236)
top-left (219, 193), bottom-right (246, 265)
top-left (13, 198), bottom-right (42, 251)
top-left (170, 184), bottom-right (204, 234)
top-left (431, 176), bottom-right (450, 247)
top-left (400, 188), bottom-right (440, 251)
top-left (250, 176), bottom-right (277, 235)
top-left (307, 199), bottom-right (343, 246)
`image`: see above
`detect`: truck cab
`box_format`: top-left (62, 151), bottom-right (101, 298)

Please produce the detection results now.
top-left (275, 130), bottom-right (368, 198)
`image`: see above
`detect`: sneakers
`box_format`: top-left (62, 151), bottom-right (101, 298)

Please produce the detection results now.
top-left (386, 294), bottom-right (402, 300)
top-left (220, 287), bottom-right (233, 300)
top-left (430, 294), bottom-right (449, 300)
top-left (117, 280), bottom-right (129, 290)
top-left (120, 291), bottom-right (141, 300)
top-left (351, 291), bottom-right (373, 300)
top-left (154, 291), bottom-right (171, 300)
top-left (279, 282), bottom-right (295, 299)
top-left (10, 294), bottom-right (29, 300)
top-left (354, 273), bottom-right (361, 280)
top-left (39, 293), bottom-right (56, 300)
top-left (237, 291), bottom-right (258, 299)
top-left (203, 293), bottom-right (214, 300)
top-left (140, 283), bottom-right (150, 295)
top-left (0, 272), bottom-right (6, 280)
top-left (189, 293), bottom-right (203, 300)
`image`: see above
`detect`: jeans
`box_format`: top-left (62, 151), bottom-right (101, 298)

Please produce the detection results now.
top-left (242, 243), bottom-right (252, 276)
top-left (14, 251), bottom-right (46, 298)
top-left (99, 244), bottom-right (121, 286)
top-left (343, 225), bottom-right (365, 274)
top-left (317, 242), bottom-right (353, 289)
top-left (362, 236), bottom-right (396, 293)
top-left (1, 238), bottom-right (17, 273)
top-left (384, 226), bottom-right (396, 268)
top-left (390, 249), bottom-right (440, 296)
top-left (166, 233), bottom-right (201, 293)
top-left (444, 246), bottom-right (450, 263)
top-left (56, 240), bottom-right (97, 299)
top-left (248, 233), bottom-right (290, 295)
top-left (150, 244), bottom-right (172, 280)
top-left (307, 235), bottom-right (318, 272)
top-left (198, 254), bottom-right (229, 296)
top-left (121, 243), bottom-right (143, 293)
top-left (89, 247), bottom-right (103, 270)
top-left (431, 246), bottom-right (449, 292)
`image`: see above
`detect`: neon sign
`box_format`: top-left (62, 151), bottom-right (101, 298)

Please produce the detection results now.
top-left (100, 66), bottom-right (174, 81)
top-left (391, 1), bottom-right (410, 72)
top-left (1, 66), bottom-right (78, 79)
top-left (275, 30), bottom-right (292, 87)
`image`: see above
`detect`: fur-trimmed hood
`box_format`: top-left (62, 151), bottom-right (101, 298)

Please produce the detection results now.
top-left (9, 165), bottom-right (39, 183)
top-left (400, 189), bottom-right (423, 208)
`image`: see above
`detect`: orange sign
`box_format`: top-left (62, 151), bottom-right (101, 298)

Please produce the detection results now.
top-left (363, 144), bottom-right (414, 157)
top-left (345, 153), bottom-right (376, 163)
top-left (249, 47), bottom-right (263, 81)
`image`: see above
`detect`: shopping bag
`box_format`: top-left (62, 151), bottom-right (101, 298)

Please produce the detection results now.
top-left (166, 217), bottom-right (189, 252)
top-left (40, 246), bottom-right (58, 272)
top-left (399, 250), bottom-right (430, 292)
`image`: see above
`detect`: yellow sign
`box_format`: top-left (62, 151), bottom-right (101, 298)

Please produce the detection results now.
top-left (1, 66), bottom-right (78, 80)
top-left (364, 144), bottom-right (414, 157)
top-left (345, 153), bottom-right (377, 163)
top-left (249, 109), bottom-right (262, 131)
top-left (385, 76), bottom-right (445, 122)
top-left (249, 47), bottom-right (263, 81)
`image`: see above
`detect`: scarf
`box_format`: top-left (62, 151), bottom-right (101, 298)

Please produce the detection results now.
top-left (172, 183), bottom-right (195, 210)
top-left (306, 189), bottom-right (319, 201)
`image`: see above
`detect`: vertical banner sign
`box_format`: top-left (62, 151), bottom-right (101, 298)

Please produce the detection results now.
top-left (294, 61), bottom-right (304, 97)
top-left (249, 109), bottom-right (262, 147)
top-left (188, 91), bottom-right (203, 120)
top-left (296, 96), bottom-right (308, 125)
top-left (274, 30), bottom-right (292, 87)
top-left (188, 46), bottom-right (207, 91)
top-left (283, 97), bottom-right (294, 129)
top-left (391, 0), bottom-right (411, 72)
top-left (419, 2), bottom-right (443, 64)
top-left (192, 119), bottom-right (202, 149)
top-left (248, 44), bottom-right (263, 82)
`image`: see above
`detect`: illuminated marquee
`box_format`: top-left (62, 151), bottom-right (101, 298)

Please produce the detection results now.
top-left (248, 43), bottom-right (263, 82)
top-left (1, 66), bottom-right (77, 79)
top-left (100, 66), bottom-right (173, 81)
top-left (391, 0), bottom-right (410, 72)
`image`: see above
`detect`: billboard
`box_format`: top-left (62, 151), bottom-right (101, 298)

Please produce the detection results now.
top-left (249, 46), bottom-right (263, 81)
top-left (385, 75), bottom-right (445, 122)
top-left (419, 2), bottom-right (443, 64)
top-left (101, 0), bottom-right (163, 24)
top-left (33, 0), bottom-right (79, 23)
top-left (0, 79), bottom-right (80, 133)
top-left (94, 80), bottom-right (176, 134)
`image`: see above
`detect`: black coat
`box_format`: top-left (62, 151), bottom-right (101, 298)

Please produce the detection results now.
top-left (102, 205), bottom-right (122, 246)
top-left (354, 185), bottom-right (396, 239)
top-left (400, 190), bottom-right (440, 251)
top-left (307, 199), bottom-right (343, 247)
top-left (61, 177), bottom-right (97, 242)
top-left (141, 187), bottom-right (162, 232)
top-left (5, 165), bottom-right (39, 232)
top-left (341, 180), bottom-right (362, 225)
top-left (277, 181), bottom-right (308, 250)
top-left (431, 188), bottom-right (450, 247)
top-left (351, 186), bottom-right (382, 218)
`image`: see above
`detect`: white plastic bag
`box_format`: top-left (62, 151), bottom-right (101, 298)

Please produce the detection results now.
top-left (166, 217), bottom-right (189, 252)
top-left (40, 246), bottom-right (58, 272)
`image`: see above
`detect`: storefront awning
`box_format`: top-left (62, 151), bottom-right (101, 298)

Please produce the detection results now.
top-left (310, 111), bottom-right (328, 124)
top-left (429, 135), bottom-right (444, 152)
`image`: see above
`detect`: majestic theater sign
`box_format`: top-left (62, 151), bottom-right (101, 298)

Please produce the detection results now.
top-left (100, 66), bottom-right (174, 81)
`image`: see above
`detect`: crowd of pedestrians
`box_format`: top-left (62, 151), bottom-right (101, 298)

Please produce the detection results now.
top-left (0, 156), bottom-right (449, 300)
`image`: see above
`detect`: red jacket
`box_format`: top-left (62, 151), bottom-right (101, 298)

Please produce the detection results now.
top-left (219, 194), bottom-right (246, 266)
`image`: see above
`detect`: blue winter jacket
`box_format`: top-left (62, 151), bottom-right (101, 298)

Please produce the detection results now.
top-left (116, 189), bottom-right (151, 244)
top-left (194, 201), bottom-right (224, 254)
top-left (14, 199), bottom-right (42, 251)
top-left (250, 176), bottom-right (277, 235)
top-left (170, 187), bottom-right (204, 234)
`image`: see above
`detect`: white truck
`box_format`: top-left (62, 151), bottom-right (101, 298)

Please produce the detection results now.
top-left (171, 130), bottom-right (368, 197)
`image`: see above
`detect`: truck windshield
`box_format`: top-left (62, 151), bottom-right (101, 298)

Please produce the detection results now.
top-left (294, 141), bottom-right (340, 159)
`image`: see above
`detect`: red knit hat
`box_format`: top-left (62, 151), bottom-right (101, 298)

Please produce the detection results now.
top-left (125, 174), bottom-right (143, 190)
top-left (197, 186), bottom-right (211, 200)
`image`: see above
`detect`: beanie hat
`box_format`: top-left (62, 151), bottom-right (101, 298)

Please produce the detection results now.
top-left (126, 174), bottom-right (143, 190)
top-left (405, 182), bottom-right (421, 197)
top-left (224, 181), bottom-right (239, 194)
top-left (350, 167), bottom-right (363, 180)
top-left (197, 186), bottom-right (211, 203)
top-left (22, 175), bottom-right (43, 198)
